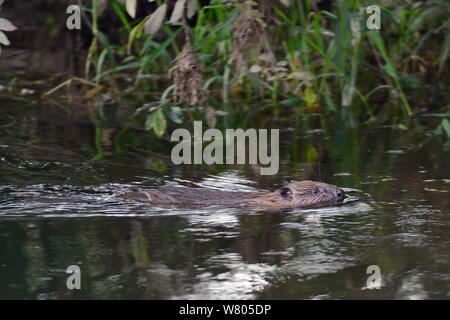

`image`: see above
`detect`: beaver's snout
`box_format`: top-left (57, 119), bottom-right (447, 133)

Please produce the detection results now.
top-left (336, 188), bottom-right (346, 201)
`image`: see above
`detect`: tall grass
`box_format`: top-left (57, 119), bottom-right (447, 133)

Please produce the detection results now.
top-left (42, 0), bottom-right (449, 156)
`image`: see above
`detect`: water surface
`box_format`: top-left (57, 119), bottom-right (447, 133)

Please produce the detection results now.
top-left (0, 100), bottom-right (449, 300)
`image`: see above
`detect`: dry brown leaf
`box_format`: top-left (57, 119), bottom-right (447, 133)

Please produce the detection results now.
top-left (186, 0), bottom-right (197, 19)
top-left (83, 86), bottom-right (105, 100)
top-left (145, 3), bottom-right (167, 35)
top-left (258, 53), bottom-right (275, 63)
top-left (276, 60), bottom-right (289, 67)
top-left (169, 39), bottom-right (205, 106)
top-left (0, 18), bottom-right (17, 31)
top-left (231, 86), bottom-right (243, 94)
top-left (125, 0), bottom-right (137, 18)
top-left (249, 64), bottom-right (263, 73)
top-left (169, 0), bottom-right (187, 24)
top-left (289, 71), bottom-right (314, 81)
top-left (305, 103), bottom-right (320, 111)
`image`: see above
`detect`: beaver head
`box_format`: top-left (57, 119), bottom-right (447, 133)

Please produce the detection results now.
top-left (247, 180), bottom-right (346, 209)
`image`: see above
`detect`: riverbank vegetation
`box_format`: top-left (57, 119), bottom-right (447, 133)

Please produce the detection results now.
top-left (1, 0), bottom-right (449, 156)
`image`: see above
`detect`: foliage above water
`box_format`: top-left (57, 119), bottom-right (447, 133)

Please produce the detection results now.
top-left (1, 0), bottom-right (449, 157)
top-left (0, 0), bottom-right (17, 55)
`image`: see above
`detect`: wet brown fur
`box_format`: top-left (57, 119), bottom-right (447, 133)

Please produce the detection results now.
top-left (118, 180), bottom-right (346, 210)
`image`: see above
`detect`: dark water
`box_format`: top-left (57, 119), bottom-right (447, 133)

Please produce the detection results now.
top-left (0, 99), bottom-right (449, 300)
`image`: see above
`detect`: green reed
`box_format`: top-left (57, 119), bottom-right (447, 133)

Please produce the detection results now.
top-left (41, 0), bottom-right (449, 153)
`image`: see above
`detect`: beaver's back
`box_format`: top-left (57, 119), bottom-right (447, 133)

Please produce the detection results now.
top-left (119, 186), bottom-right (258, 207)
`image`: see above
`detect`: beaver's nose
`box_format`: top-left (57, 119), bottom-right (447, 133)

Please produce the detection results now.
top-left (336, 189), bottom-right (346, 200)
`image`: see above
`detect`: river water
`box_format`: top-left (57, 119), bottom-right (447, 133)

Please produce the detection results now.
top-left (0, 97), bottom-right (448, 300)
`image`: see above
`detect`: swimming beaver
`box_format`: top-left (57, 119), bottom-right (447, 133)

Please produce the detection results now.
top-left (118, 180), bottom-right (346, 209)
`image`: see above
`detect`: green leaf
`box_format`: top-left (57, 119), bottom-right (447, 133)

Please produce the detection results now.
top-left (368, 31), bottom-right (388, 58)
top-left (433, 125), bottom-right (443, 136)
top-left (368, 30), bottom-right (411, 115)
top-left (145, 111), bottom-right (157, 131)
top-left (441, 119), bottom-right (450, 138)
top-left (153, 109), bottom-right (167, 137)
top-left (280, 97), bottom-right (301, 106)
top-left (383, 63), bottom-right (397, 79)
top-left (152, 159), bottom-right (166, 172)
top-left (424, 113), bottom-right (450, 118)
top-left (437, 33), bottom-right (449, 75)
top-left (110, 0), bottom-right (131, 31)
top-left (96, 31), bottom-right (116, 70)
top-left (140, 28), bottom-right (181, 71)
top-left (313, 12), bottom-right (324, 52)
top-left (161, 84), bottom-right (175, 101)
top-left (322, 92), bottom-right (336, 111)
top-left (128, 17), bottom-right (148, 54)
top-left (368, 31), bottom-right (398, 80)
top-left (96, 49), bottom-right (108, 84)
top-left (305, 87), bottom-right (317, 105)
top-left (306, 144), bottom-right (319, 163)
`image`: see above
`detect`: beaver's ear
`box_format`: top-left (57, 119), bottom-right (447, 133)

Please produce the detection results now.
top-left (279, 186), bottom-right (292, 198)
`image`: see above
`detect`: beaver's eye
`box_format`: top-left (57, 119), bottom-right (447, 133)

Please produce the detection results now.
top-left (312, 189), bottom-right (319, 195)
top-left (279, 187), bottom-right (292, 198)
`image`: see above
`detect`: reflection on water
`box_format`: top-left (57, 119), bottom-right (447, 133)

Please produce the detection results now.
top-left (0, 101), bottom-right (449, 300)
